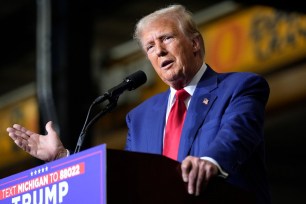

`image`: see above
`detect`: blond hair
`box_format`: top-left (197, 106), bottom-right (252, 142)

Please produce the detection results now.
top-left (133, 4), bottom-right (205, 57)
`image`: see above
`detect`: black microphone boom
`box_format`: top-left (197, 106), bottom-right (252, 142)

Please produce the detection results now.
top-left (93, 70), bottom-right (147, 104)
top-left (74, 70), bottom-right (147, 154)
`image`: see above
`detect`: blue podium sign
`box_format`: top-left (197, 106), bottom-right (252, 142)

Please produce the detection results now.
top-left (0, 144), bottom-right (107, 204)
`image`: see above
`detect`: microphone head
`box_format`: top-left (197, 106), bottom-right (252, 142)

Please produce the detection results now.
top-left (126, 70), bottom-right (147, 90)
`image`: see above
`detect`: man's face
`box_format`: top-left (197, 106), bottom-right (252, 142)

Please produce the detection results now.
top-left (139, 18), bottom-right (200, 89)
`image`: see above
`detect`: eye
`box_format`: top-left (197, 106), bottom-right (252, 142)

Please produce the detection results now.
top-left (145, 44), bottom-right (154, 53)
top-left (163, 36), bottom-right (173, 43)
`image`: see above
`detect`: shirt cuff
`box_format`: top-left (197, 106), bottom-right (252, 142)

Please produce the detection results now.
top-left (66, 149), bottom-right (70, 157)
top-left (201, 156), bottom-right (229, 178)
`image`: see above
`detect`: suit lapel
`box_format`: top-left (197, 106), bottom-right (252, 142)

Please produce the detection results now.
top-left (177, 66), bottom-right (219, 161)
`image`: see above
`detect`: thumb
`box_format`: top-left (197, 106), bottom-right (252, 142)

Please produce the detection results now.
top-left (45, 121), bottom-right (56, 135)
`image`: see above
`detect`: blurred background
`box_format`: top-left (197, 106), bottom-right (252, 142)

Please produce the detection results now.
top-left (0, 0), bottom-right (305, 203)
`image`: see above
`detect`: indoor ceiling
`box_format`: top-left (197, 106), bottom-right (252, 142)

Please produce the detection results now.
top-left (0, 0), bottom-right (304, 96)
top-left (0, 0), bottom-right (223, 96)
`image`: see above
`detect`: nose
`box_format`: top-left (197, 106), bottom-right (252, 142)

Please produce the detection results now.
top-left (155, 43), bottom-right (167, 57)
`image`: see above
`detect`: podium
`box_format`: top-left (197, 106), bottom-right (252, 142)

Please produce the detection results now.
top-left (0, 144), bottom-right (255, 204)
top-left (107, 148), bottom-right (255, 204)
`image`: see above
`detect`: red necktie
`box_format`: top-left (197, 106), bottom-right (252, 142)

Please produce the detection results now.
top-left (163, 89), bottom-right (190, 160)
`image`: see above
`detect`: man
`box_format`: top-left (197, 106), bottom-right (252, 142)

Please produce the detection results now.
top-left (7, 4), bottom-right (271, 204)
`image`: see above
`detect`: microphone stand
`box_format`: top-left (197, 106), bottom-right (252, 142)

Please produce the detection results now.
top-left (74, 94), bottom-right (119, 154)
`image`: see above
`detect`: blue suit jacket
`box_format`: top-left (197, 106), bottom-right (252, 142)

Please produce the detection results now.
top-left (125, 65), bottom-right (271, 204)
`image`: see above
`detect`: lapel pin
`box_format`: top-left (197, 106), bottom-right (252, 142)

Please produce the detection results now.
top-left (203, 98), bottom-right (209, 105)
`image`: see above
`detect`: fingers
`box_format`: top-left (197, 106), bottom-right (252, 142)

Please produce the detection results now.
top-left (15, 138), bottom-right (31, 152)
top-left (195, 162), bottom-right (206, 195)
top-left (204, 163), bottom-right (218, 180)
top-left (181, 156), bottom-right (198, 195)
top-left (194, 161), bottom-right (218, 195)
top-left (7, 128), bottom-right (25, 141)
top-left (10, 132), bottom-right (31, 152)
top-left (181, 156), bottom-right (219, 196)
top-left (181, 158), bottom-right (191, 182)
top-left (12, 124), bottom-right (28, 132)
top-left (7, 124), bottom-right (36, 153)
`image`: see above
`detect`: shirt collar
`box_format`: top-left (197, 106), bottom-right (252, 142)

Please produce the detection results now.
top-left (169, 63), bottom-right (207, 99)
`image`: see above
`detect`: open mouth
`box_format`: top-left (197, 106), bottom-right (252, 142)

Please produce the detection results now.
top-left (161, 60), bottom-right (174, 69)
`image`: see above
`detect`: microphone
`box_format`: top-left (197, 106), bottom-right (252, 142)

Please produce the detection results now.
top-left (75, 70), bottom-right (147, 153)
top-left (93, 70), bottom-right (147, 104)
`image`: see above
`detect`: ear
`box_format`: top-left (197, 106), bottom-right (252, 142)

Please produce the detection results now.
top-left (191, 36), bottom-right (201, 53)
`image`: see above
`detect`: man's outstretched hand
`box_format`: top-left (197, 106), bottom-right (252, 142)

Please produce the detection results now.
top-left (7, 121), bottom-right (67, 162)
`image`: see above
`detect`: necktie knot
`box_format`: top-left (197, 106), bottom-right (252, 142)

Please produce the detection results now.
top-left (175, 89), bottom-right (189, 102)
